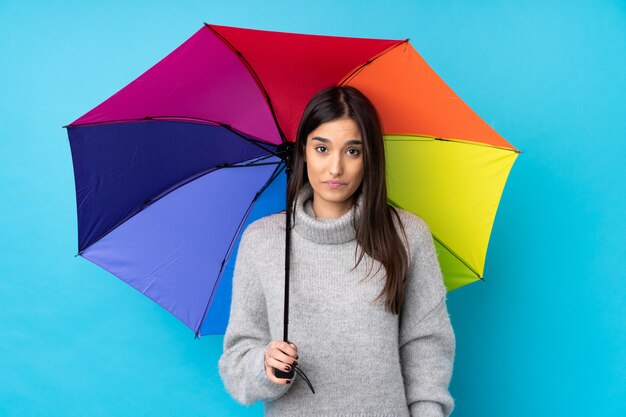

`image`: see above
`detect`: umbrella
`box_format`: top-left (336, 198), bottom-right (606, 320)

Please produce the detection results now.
top-left (65, 23), bottom-right (520, 346)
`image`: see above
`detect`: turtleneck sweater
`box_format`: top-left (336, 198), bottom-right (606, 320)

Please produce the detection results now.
top-left (218, 183), bottom-right (455, 417)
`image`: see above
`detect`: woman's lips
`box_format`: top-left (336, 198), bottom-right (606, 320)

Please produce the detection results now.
top-left (324, 181), bottom-right (346, 189)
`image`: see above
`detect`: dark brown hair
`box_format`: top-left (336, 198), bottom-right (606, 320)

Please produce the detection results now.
top-left (287, 86), bottom-right (409, 315)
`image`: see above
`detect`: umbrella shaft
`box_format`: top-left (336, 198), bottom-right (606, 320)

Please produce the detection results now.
top-left (283, 165), bottom-right (291, 343)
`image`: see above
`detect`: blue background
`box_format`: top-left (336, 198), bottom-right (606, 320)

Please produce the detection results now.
top-left (1, 1), bottom-right (624, 416)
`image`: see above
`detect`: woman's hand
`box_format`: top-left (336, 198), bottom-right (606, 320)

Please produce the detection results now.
top-left (264, 340), bottom-right (298, 384)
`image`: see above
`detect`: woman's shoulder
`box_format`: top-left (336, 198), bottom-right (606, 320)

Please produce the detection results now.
top-left (240, 211), bottom-right (286, 242)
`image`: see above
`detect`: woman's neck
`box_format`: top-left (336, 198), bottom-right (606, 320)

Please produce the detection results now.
top-left (311, 196), bottom-right (354, 219)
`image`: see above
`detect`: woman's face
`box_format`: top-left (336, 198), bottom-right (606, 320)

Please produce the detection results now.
top-left (304, 117), bottom-right (364, 218)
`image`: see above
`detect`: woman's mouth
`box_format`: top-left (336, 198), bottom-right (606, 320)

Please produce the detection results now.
top-left (324, 181), bottom-right (346, 189)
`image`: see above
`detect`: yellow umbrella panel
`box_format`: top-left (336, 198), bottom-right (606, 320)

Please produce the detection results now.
top-left (385, 135), bottom-right (518, 290)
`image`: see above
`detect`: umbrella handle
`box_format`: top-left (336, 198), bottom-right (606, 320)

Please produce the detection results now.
top-left (274, 365), bottom-right (316, 394)
top-left (273, 367), bottom-right (295, 379)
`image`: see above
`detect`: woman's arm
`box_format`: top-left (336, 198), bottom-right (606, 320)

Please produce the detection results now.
top-left (218, 223), bottom-right (294, 405)
top-left (399, 214), bottom-right (456, 417)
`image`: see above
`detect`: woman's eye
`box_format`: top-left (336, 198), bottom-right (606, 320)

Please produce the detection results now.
top-left (315, 146), bottom-right (327, 153)
top-left (347, 148), bottom-right (361, 156)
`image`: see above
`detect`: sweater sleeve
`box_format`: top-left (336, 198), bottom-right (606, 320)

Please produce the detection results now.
top-left (398, 215), bottom-right (456, 417)
top-left (218, 223), bottom-right (294, 405)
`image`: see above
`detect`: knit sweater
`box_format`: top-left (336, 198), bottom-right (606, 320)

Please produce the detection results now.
top-left (218, 182), bottom-right (455, 417)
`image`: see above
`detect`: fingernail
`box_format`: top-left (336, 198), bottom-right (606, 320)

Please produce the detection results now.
top-left (286, 380), bottom-right (291, 384)
top-left (294, 360), bottom-right (298, 367)
top-left (284, 365), bottom-right (291, 371)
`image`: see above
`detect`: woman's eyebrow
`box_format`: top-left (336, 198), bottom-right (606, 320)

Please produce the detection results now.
top-left (311, 137), bottom-right (363, 145)
top-left (311, 136), bottom-right (330, 143)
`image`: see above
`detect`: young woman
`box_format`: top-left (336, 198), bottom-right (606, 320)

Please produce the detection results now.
top-left (218, 86), bottom-right (455, 417)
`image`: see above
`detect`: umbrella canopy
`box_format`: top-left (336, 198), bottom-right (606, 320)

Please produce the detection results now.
top-left (66, 23), bottom-right (519, 337)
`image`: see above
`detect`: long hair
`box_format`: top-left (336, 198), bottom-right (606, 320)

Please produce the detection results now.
top-left (286, 86), bottom-right (409, 315)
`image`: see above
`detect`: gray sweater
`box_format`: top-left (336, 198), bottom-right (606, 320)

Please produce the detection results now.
top-left (218, 182), bottom-right (455, 417)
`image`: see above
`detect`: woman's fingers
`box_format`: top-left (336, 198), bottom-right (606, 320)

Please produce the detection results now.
top-left (286, 342), bottom-right (299, 359)
top-left (264, 340), bottom-right (299, 384)
top-left (269, 340), bottom-right (298, 361)
top-left (264, 363), bottom-right (290, 384)
top-left (264, 354), bottom-right (292, 384)
top-left (268, 356), bottom-right (294, 373)
top-left (274, 343), bottom-right (298, 364)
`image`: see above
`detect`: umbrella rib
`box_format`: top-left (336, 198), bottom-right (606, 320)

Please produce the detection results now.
top-left (431, 233), bottom-right (484, 282)
top-left (205, 23), bottom-right (288, 144)
top-left (217, 152), bottom-right (281, 168)
top-left (214, 119), bottom-right (284, 156)
top-left (388, 199), bottom-right (484, 282)
top-left (195, 161), bottom-right (287, 336)
top-left (219, 161), bottom-right (281, 168)
top-left (339, 39), bottom-right (409, 86)
top-left (65, 116), bottom-right (282, 156)
top-left (384, 134), bottom-right (523, 154)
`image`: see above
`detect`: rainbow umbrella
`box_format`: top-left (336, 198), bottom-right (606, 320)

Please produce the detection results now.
top-left (66, 23), bottom-right (520, 338)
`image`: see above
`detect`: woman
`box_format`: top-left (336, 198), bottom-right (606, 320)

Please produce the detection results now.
top-left (218, 86), bottom-right (456, 417)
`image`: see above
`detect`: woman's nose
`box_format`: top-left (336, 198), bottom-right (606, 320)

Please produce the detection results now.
top-left (329, 154), bottom-right (343, 176)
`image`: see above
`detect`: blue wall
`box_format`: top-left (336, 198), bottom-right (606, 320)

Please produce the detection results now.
top-left (1, 1), bottom-right (624, 416)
